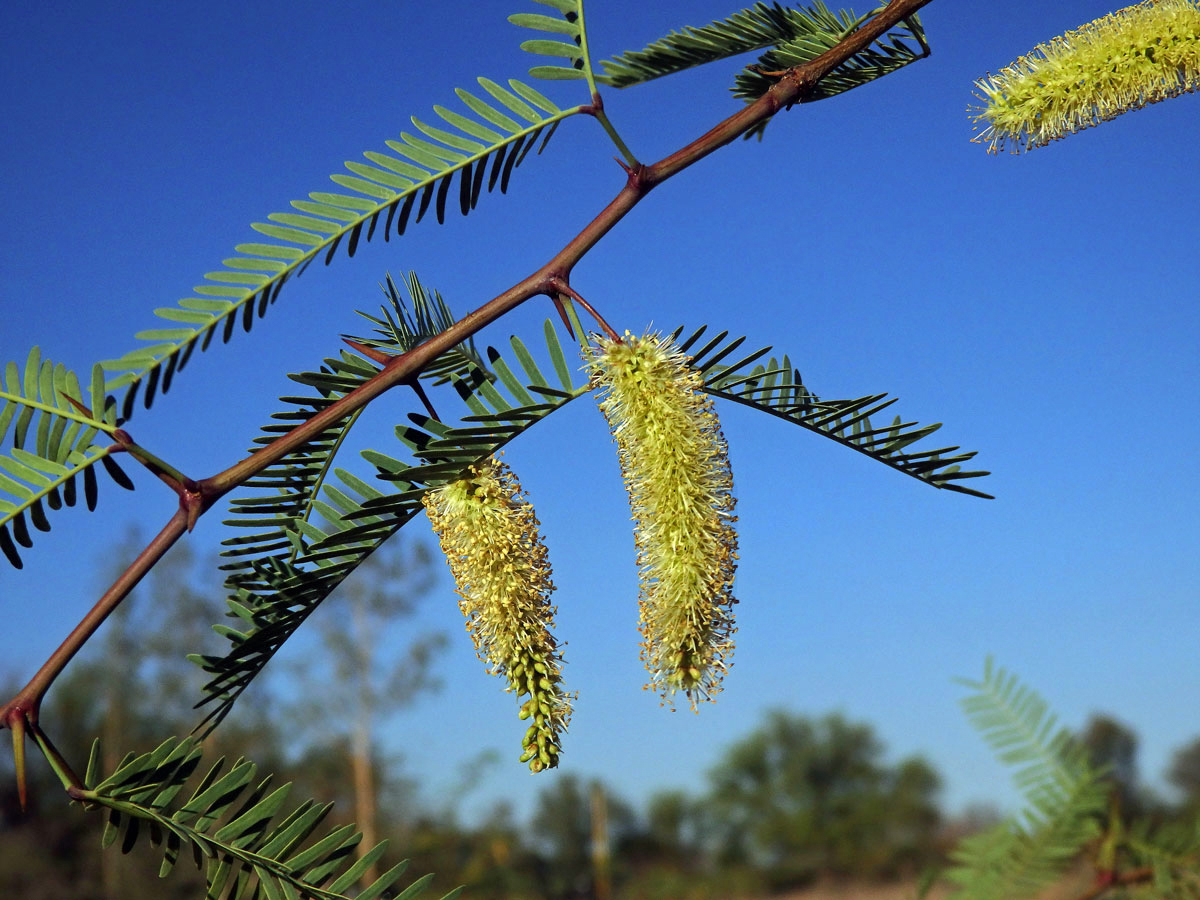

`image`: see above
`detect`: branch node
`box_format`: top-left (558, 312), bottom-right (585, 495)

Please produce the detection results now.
top-left (181, 483), bottom-right (204, 532)
top-left (545, 278), bottom-right (619, 342)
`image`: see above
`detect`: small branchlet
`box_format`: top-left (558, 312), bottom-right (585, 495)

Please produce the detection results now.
top-left (422, 457), bottom-right (571, 771)
top-left (971, 0), bottom-right (1200, 153)
top-left (588, 333), bottom-right (738, 711)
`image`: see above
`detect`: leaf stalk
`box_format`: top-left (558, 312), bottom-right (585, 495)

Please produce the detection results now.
top-left (585, 93), bottom-right (641, 168)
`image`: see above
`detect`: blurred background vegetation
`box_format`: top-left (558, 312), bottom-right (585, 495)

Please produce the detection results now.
top-left (3, 536), bottom-right (1198, 900)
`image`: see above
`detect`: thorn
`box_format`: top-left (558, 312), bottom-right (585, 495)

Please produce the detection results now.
top-left (343, 338), bottom-right (394, 366)
top-left (181, 480), bottom-right (203, 532)
top-left (551, 295), bottom-right (576, 340)
top-left (60, 393), bottom-right (95, 419)
top-left (10, 713), bottom-right (28, 813)
top-left (614, 156), bottom-right (635, 177)
top-left (405, 378), bottom-right (439, 420)
top-left (551, 282), bottom-right (619, 343)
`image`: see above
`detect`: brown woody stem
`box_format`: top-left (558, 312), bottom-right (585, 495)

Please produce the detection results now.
top-left (1, 0), bottom-right (934, 767)
top-left (1070, 866), bottom-right (1154, 900)
top-left (2, 509), bottom-right (188, 727)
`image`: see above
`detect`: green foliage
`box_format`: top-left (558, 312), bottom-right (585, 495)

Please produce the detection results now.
top-left (530, 775), bottom-right (638, 898)
top-left (703, 710), bottom-right (943, 885)
top-left (1126, 816), bottom-right (1200, 897)
top-left (193, 300), bottom-right (589, 733)
top-left (97, 78), bottom-right (577, 420)
top-left (75, 737), bottom-right (458, 900)
top-left (596, 2), bottom-right (928, 138)
top-left (510, 0), bottom-right (595, 83)
top-left (597, 2), bottom-right (802, 87)
top-left (947, 658), bottom-right (1108, 898)
top-left (348, 272), bottom-right (489, 385)
top-left (729, 4), bottom-right (928, 105)
top-left (196, 303), bottom-right (989, 736)
top-left (685, 325), bottom-right (993, 497)
top-left (1, 4), bottom-right (1026, 897)
top-left (949, 660), bottom-right (1200, 899)
top-left (0, 348), bottom-right (131, 568)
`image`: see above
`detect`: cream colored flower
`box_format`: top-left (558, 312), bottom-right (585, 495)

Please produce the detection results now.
top-left (422, 457), bottom-right (570, 771)
top-left (588, 333), bottom-right (738, 711)
top-left (972, 0), bottom-right (1200, 153)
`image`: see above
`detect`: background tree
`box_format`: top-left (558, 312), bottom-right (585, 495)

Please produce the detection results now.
top-left (281, 537), bottom-right (447, 884)
top-left (1, 535), bottom-right (446, 899)
top-left (1168, 736), bottom-right (1200, 813)
top-left (704, 710), bottom-right (942, 887)
top-left (1079, 714), bottom-right (1145, 820)
top-left (531, 774), bottom-right (637, 900)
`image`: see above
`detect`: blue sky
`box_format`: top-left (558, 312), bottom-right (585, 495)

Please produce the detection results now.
top-left (3, 0), bottom-right (1198, 826)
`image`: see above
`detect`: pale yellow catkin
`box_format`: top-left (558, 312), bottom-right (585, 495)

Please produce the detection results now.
top-left (422, 457), bottom-right (570, 771)
top-left (972, 0), bottom-right (1200, 153)
top-left (588, 333), bottom-right (738, 711)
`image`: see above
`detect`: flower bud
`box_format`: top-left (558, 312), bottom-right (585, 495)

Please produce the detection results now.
top-left (588, 333), bottom-right (738, 711)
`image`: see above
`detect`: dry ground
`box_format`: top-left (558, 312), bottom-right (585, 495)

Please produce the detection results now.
top-left (774, 867), bottom-right (1096, 900)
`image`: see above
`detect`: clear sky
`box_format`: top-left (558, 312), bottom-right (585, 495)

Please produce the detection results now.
top-left (2, 1), bottom-right (1198, 826)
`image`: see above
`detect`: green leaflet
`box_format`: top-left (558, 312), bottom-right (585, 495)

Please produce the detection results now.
top-left (597, 2), bottom-right (803, 87)
top-left (0, 347), bottom-right (131, 569)
top-left (346, 272), bottom-right (488, 385)
top-left (99, 77), bottom-right (580, 421)
top-left (730, 5), bottom-right (929, 103)
top-left (1126, 814), bottom-right (1200, 896)
top-left (78, 737), bottom-right (458, 900)
top-left (510, 0), bottom-right (595, 84)
top-left (950, 661), bottom-right (1200, 894)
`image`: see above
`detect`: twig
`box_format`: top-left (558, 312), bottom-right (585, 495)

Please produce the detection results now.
top-left (1, 0), bottom-right (935, 774)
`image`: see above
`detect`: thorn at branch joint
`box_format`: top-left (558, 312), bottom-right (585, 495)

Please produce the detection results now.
top-left (343, 338), bottom-right (395, 366)
top-left (546, 279), bottom-right (620, 343)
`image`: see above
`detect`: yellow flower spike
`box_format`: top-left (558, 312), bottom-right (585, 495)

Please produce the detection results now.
top-left (588, 333), bottom-right (738, 712)
top-left (971, 0), bottom-right (1200, 153)
top-left (422, 456), bottom-right (571, 771)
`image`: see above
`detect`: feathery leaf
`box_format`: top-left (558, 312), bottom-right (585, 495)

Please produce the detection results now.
top-left (597, 3), bottom-right (928, 138)
top-left (100, 79), bottom-right (579, 420)
top-left (688, 326), bottom-right (992, 497)
top-left (345, 272), bottom-right (489, 385)
top-left (511, 0), bottom-right (595, 83)
top-left (195, 300), bottom-right (580, 732)
top-left (0, 348), bottom-right (132, 569)
top-left (78, 737), bottom-right (453, 900)
top-left (946, 659), bottom-right (1109, 899)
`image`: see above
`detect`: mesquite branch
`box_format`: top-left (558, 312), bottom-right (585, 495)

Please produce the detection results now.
top-left (0, 0), bottom-right (933, 752)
